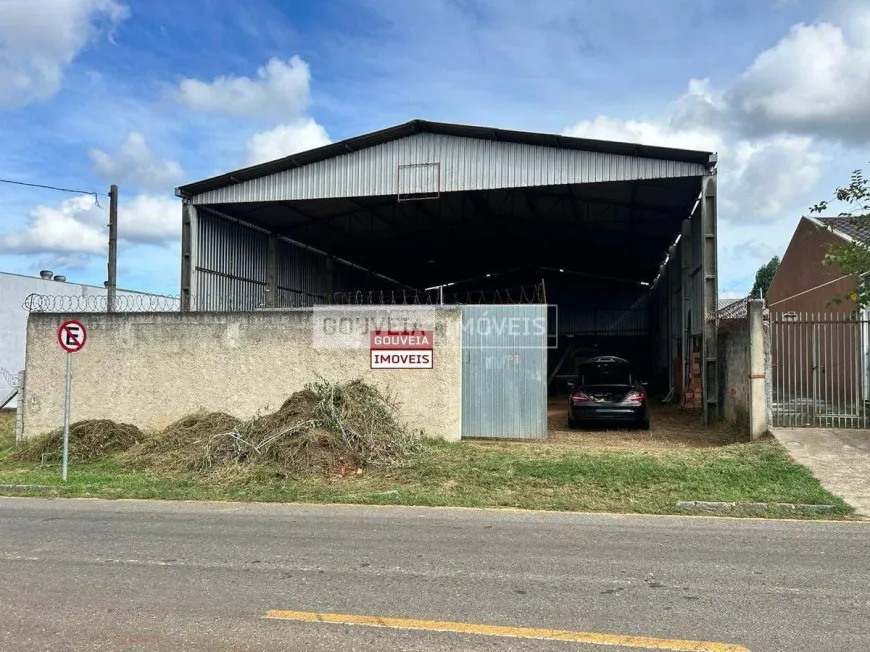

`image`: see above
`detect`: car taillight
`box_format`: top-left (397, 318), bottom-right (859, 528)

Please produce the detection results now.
top-left (625, 391), bottom-right (644, 403)
top-left (571, 392), bottom-right (592, 403)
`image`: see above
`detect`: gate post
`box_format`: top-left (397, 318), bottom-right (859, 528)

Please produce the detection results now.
top-left (748, 299), bottom-right (767, 439)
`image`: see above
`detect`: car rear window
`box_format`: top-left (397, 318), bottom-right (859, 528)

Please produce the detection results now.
top-left (578, 364), bottom-right (631, 385)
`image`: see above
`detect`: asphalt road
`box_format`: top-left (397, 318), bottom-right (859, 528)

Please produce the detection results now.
top-left (1, 498), bottom-right (868, 652)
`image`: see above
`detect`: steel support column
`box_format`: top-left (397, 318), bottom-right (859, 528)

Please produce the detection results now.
top-left (701, 174), bottom-right (719, 424)
top-left (180, 202), bottom-right (198, 312)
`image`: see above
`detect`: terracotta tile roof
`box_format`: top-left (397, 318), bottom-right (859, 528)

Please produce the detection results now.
top-left (815, 216), bottom-right (870, 242)
top-left (717, 297), bottom-right (748, 320)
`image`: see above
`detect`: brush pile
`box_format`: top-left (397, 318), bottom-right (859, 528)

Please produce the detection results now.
top-left (123, 379), bottom-right (422, 479)
top-left (13, 420), bottom-right (144, 462)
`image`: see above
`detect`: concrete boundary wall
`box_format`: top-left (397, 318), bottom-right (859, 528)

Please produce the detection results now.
top-left (717, 299), bottom-right (768, 439)
top-left (22, 309), bottom-right (462, 441)
top-left (718, 324), bottom-right (750, 432)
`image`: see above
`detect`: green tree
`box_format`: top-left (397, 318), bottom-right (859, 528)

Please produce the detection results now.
top-left (750, 256), bottom-right (780, 299)
top-left (810, 167), bottom-right (870, 310)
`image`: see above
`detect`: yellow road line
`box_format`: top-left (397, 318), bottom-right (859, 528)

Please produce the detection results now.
top-left (264, 609), bottom-right (749, 651)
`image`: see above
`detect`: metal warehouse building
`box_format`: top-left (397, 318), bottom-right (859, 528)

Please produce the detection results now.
top-left (175, 120), bottom-right (719, 432)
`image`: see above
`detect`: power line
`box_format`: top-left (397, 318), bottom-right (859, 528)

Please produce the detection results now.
top-left (721, 273), bottom-right (756, 296)
top-left (0, 177), bottom-right (107, 207)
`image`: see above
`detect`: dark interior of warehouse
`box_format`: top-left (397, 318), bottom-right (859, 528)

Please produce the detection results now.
top-left (207, 175), bottom-right (700, 396)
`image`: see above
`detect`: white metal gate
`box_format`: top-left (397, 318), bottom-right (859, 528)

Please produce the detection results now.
top-left (461, 305), bottom-right (548, 438)
top-left (771, 312), bottom-right (869, 428)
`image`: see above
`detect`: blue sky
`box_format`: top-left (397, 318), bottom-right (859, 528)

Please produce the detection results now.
top-left (1, 0), bottom-right (868, 297)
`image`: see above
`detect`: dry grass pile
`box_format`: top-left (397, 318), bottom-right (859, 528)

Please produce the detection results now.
top-left (124, 379), bottom-right (422, 479)
top-left (13, 420), bottom-right (144, 462)
top-left (121, 411), bottom-right (242, 473)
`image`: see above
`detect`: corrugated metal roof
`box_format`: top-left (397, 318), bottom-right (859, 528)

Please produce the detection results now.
top-left (177, 119), bottom-right (716, 203)
top-left (813, 216), bottom-right (870, 242)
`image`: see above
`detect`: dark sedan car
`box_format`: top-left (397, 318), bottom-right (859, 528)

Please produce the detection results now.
top-left (567, 356), bottom-right (649, 429)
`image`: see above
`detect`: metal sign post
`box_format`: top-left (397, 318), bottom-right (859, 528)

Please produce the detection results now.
top-left (57, 320), bottom-right (87, 482)
top-left (62, 352), bottom-right (71, 481)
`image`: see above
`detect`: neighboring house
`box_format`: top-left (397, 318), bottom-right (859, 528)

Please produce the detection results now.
top-left (766, 216), bottom-right (864, 314)
top-left (0, 270), bottom-right (177, 410)
top-left (766, 216), bottom-right (870, 420)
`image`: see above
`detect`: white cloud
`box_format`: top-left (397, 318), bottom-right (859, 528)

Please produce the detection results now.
top-left (721, 1), bottom-right (870, 143)
top-left (0, 0), bottom-right (129, 107)
top-left (606, 4), bottom-right (870, 147)
top-left (118, 194), bottom-right (180, 245)
top-left (0, 193), bottom-right (179, 257)
top-left (174, 56), bottom-right (312, 119)
top-left (0, 196), bottom-right (106, 255)
top-left (722, 136), bottom-right (827, 221)
top-left (244, 118), bottom-right (331, 166)
top-left (730, 239), bottom-right (778, 262)
top-left (563, 70), bottom-right (833, 297)
top-left (89, 131), bottom-right (184, 190)
top-left (564, 114), bottom-right (724, 153)
top-left (563, 82), bottom-right (829, 226)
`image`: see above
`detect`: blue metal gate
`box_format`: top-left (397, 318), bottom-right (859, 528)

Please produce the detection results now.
top-left (461, 305), bottom-right (548, 439)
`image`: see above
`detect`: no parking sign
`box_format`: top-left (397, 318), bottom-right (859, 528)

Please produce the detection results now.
top-left (56, 319), bottom-right (87, 481)
top-left (57, 320), bottom-right (87, 353)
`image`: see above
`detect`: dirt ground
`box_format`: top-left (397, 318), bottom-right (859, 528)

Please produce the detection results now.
top-left (546, 396), bottom-right (742, 450)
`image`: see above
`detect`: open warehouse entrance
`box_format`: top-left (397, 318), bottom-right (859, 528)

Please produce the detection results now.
top-left (176, 120), bottom-right (719, 436)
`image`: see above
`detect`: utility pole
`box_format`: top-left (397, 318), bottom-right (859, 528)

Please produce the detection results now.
top-left (107, 185), bottom-right (118, 313)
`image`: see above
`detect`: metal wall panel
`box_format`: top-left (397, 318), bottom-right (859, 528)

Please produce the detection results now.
top-left (558, 307), bottom-right (649, 336)
top-left (333, 261), bottom-right (380, 293)
top-left (192, 133), bottom-right (708, 205)
top-left (195, 210), bottom-right (386, 310)
top-left (555, 288), bottom-right (649, 336)
top-left (275, 237), bottom-right (330, 307)
top-left (461, 305), bottom-right (548, 439)
top-left (194, 211), bottom-right (269, 310)
top-left (646, 224), bottom-right (685, 391)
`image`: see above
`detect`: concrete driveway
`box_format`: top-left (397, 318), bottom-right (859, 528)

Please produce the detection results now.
top-left (771, 427), bottom-right (870, 516)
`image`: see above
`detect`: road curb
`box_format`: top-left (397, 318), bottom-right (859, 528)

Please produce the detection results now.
top-left (677, 500), bottom-right (837, 513)
top-left (0, 493), bottom-right (861, 522)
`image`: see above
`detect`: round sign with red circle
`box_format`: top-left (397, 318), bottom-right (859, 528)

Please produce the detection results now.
top-left (57, 320), bottom-right (87, 353)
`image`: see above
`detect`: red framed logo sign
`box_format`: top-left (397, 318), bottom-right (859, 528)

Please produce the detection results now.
top-left (57, 320), bottom-right (87, 353)
top-left (370, 330), bottom-right (433, 369)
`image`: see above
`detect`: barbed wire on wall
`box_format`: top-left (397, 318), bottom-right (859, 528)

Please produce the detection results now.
top-left (21, 283), bottom-right (547, 314)
top-left (0, 368), bottom-right (20, 388)
top-left (22, 293), bottom-right (183, 313)
top-left (315, 284), bottom-right (546, 306)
